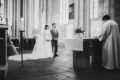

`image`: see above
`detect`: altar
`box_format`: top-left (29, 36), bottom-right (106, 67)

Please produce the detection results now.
top-left (65, 38), bottom-right (102, 70)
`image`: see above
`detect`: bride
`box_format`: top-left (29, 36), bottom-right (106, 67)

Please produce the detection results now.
top-left (30, 25), bottom-right (53, 59)
top-left (9, 25), bottom-right (53, 60)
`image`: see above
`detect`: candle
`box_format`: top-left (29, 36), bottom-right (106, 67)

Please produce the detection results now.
top-left (20, 18), bottom-right (24, 31)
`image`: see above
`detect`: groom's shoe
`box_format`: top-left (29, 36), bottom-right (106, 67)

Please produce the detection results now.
top-left (54, 53), bottom-right (59, 57)
top-left (55, 54), bottom-right (59, 56)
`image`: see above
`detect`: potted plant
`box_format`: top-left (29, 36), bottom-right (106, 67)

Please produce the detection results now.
top-left (74, 27), bottom-right (84, 38)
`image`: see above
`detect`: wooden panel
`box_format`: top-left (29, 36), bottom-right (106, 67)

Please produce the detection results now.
top-left (73, 39), bottom-right (102, 70)
top-left (0, 27), bottom-right (7, 65)
top-left (73, 51), bottom-right (90, 70)
top-left (84, 39), bottom-right (102, 65)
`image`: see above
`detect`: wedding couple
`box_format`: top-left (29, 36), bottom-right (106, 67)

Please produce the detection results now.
top-left (9, 23), bottom-right (59, 60)
top-left (31, 23), bottom-right (59, 59)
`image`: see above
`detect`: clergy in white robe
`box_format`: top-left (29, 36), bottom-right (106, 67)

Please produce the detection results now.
top-left (98, 15), bottom-right (120, 70)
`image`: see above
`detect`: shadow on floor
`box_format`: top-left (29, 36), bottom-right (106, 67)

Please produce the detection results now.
top-left (7, 50), bottom-right (120, 80)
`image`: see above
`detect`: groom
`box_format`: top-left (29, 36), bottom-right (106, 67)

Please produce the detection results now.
top-left (51, 23), bottom-right (59, 57)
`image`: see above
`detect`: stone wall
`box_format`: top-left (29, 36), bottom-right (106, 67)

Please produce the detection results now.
top-left (114, 0), bottom-right (120, 27)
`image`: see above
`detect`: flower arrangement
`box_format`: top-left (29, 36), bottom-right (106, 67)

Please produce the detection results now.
top-left (74, 27), bottom-right (84, 34)
top-left (74, 27), bottom-right (84, 38)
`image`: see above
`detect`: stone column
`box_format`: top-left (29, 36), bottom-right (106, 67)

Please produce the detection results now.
top-left (7, 0), bottom-right (13, 36)
top-left (16, 0), bottom-right (21, 38)
top-left (79, 0), bottom-right (84, 29)
top-left (34, 0), bottom-right (39, 30)
top-left (109, 0), bottom-right (115, 20)
top-left (12, 0), bottom-right (16, 38)
top-left (27, 0), bottom-right (34, 37)
top-left (38, 0), bottom-right (42, 35)
top-left (75, 0), bottom-right (79, 28)
top-left (40, 0), bottom-right (47, 33)
top-left (24, 0), bottom-right (28, 37)
top-left (84, 0), bottom-right (90, 38)
top-left (104, 0), bottom-right (109, 15)
top-left (4, 0), bottom-right (7, 19)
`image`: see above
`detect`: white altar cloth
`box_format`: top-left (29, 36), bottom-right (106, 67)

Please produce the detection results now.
top-left (65, 38), bottom-right (83, 51)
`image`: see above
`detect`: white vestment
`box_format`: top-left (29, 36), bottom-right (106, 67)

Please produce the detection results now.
top-left (99, 20), bottom-right (120, 70)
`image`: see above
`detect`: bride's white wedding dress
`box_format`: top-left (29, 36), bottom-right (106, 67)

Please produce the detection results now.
top-left (31, 30), bottom-right (53, 59)
top-left (9, 30), bottom-right (53, 60)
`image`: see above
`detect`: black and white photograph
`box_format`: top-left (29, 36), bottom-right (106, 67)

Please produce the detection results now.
top-left (0, 0), bottom-right (120, 80)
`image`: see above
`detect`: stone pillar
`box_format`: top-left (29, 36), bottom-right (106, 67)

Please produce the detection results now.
top-left (40, 0), bottom-right (47, 33)
top-left (12, 0), bottom-right (16, 38)
top-left (79, 0), bottom-right (84, 29)
top-left (11, 0), bottom-right (21, 38)
top-left (109, 0), bottom-right (115, 19)
top-left (99, 0), bottom-right (104, 18)
top-left (113, 0), bottom-right (120, 26)
top-left (84, 0), bottom-right (90, 38)
top-left (24, 0), bottom-right (28, 37)
top-left (38, 0), bottom-right (43, 35)
top-left (16, 0), bottom-right (21, 38)
top-left (34, 0), bottom-right (39, 30)
top-left (7, 0), bottom-right (13, 36)
top-left (7, 0), bottom-right (12, 26)
top-left (75, 0), bottom-right (79, 28)
top-left (27, 0), bottom-right (34, 37)
top-left (104, 0), bottom-right (109, 15)
top-left (46, 0), bottom-right (52, 25)
top-left (4, 0), bottom-right (7, 19)
top-left (0, 0), bottom-right (5, 18)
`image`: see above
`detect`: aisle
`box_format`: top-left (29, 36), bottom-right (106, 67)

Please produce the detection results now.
top-left (7, 49), bottom-right (120, 80)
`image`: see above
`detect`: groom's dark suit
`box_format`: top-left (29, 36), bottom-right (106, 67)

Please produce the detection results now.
top-left (51, 28), bottom-right (59, 57)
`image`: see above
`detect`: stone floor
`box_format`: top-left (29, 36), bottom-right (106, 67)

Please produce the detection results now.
top-left (6, 49), bottom-right (120, 80)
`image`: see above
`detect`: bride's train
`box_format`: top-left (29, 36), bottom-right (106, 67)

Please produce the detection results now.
top-left (30, 35), bottom-right (53, 59)
top-left (9, 35), bottom-right (53, 61)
